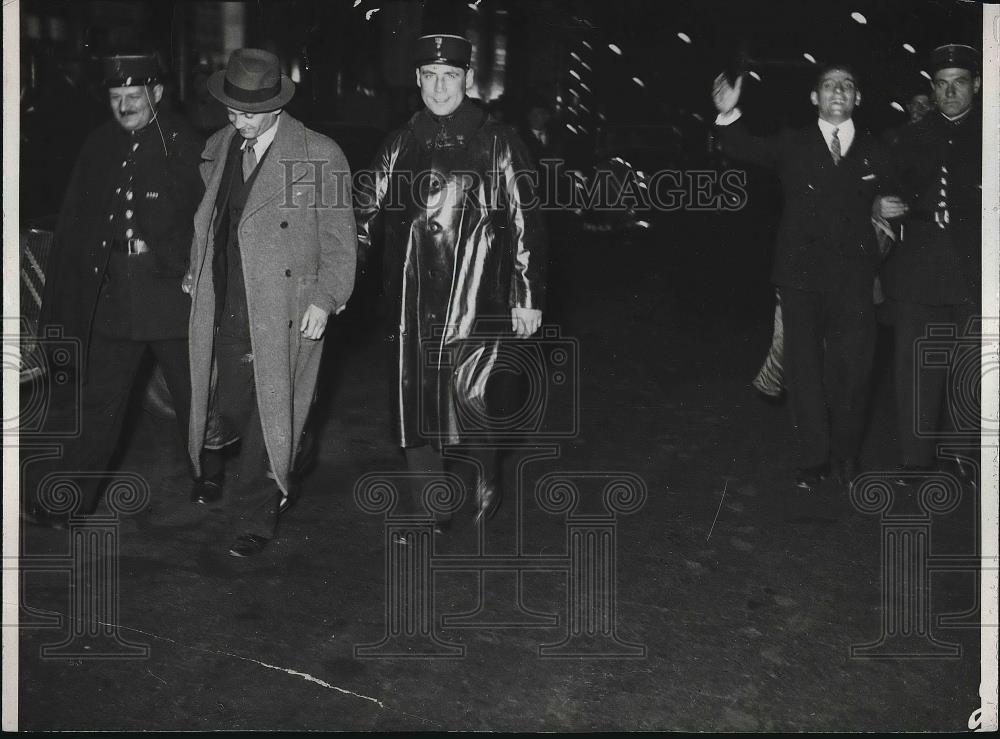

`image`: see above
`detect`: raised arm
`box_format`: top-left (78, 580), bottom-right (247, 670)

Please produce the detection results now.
top-left (711, 72), bottom-right (783, 169)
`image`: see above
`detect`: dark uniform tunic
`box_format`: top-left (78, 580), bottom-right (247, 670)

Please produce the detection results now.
top-left (882, 109), bottom-right (982, 467)
top-left (34, 112), bottom-right (204, 513)
top-left (42, 113), bottom-right (203, 361)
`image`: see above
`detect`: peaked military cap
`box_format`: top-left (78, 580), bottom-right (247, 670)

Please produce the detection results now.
top-left (414, 34), bottom-right (472, 68)
top-left (929, 44), bottom-right (980, 74)
top-left (102, 53), bottom-right (162, 88)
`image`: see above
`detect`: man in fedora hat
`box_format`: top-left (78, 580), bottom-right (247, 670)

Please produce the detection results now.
top-left (27, 51), bottom-right (212, 526)
top-left (355, 33), bottom-right (547, 529)
top-left (184, 48), bottom-right (357, 556)
top-left (878, 44), bottom-right (983, 484)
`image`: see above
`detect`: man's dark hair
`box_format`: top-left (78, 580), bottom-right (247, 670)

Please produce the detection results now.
top-left (814, 63), bottom-right (860, 91)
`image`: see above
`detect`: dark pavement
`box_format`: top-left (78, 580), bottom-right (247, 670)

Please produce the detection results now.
top-left (17, 210), bottom-right (980, 730)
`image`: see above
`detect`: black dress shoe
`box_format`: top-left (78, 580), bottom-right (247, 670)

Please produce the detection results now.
top-left (794, 464), bottom-right (829, 491)
top-left (938, 456), bottom-right (977, 487)
top-left (228, 533), bottom-right (269, 557)
top-left (434, 517), bottom-right (453, 535)
top-left (191, 474), bottom-right (224, 505)
top-left (473, 478), bottom-right (502, 526)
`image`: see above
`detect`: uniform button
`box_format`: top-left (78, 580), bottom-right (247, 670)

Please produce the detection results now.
top-left (125, 209), bottom-right (133, 219)
top-left (121, 160), bottom-right (127, 168)
top-left (428, 221), bottom-right (442, 233)
top-left (285, 269), bottom-right (292, 277)
top-left (941, 165), bottom-right (948, 173)
top-left (108, 213), bottom-right (114, 221)
top-left (940, 178), bottom-right (947, 185)
top-left (93, 267), bottom-right (99, 274)
top-left (102, 240), bottom-right (107, 247)
top-left (938, 201), bottom-right (946, 207)
top-left (132, 142), bottom-right (139, 151)
top-left (116, 187), bottom-right (122, 195)
top-left (280, 221), bottom-right (288, 229)
top-left (126, 191), bottom-right (133, 201)
top-left (939, 189), bottom-right (946, 196)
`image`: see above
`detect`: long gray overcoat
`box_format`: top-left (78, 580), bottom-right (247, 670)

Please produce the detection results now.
top-left (187, 114), bottom-right (357, 494)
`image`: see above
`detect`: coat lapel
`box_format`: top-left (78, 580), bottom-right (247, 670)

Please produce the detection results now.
top-left (242, 114), bottom-right (310, 224)
top-left (195, 127), bottom-right (238, 242)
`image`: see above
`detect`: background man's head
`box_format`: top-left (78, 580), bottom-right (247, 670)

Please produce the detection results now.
top-left (413, 34), bottom-right (473, 117)
top-left (810, 64), bottom-right (860, 125)
top-left (102, 53), bottom-right (163, 133)
top-left (207, 48), bottom-right (295, 137)
top-left (928, 44), bottom-right (980, 119)
top-left (906, 92), bottom-right (932, 123)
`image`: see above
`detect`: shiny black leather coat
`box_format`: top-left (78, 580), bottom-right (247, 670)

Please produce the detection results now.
top-left (356, 101), bottom-right (547, 447)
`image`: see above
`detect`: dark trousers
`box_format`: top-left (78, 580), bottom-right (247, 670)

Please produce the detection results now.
top-left (892, 300), bottom-right (979, 467)
top-left (215, 336), bottom-right (278, 539)
top-left (37, 333), bottom-right (193, 513)
top-left (403, 445), bottom-right (498, 519)
top-left (781, 286), bottom-right (876, 467)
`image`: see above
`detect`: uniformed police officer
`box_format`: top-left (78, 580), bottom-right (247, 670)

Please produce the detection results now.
top-left (355, 34), bottom-right (546, 527)
top-left (878, 44), bottom-right (983, 482)
top-left (28, 52), bottom-right (217, 525)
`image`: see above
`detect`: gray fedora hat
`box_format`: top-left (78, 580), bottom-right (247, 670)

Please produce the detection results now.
top-left (208, 48), bottom-right (295, 113)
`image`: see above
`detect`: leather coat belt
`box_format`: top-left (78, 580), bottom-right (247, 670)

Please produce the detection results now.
top-left (110, 238), bottom-right (150, 255)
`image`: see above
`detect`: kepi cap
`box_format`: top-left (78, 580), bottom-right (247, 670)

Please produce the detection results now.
top-left (102, 53), bottom-right (162, 88)
top-left (929, 44), bottom-right (980, 74)
top-left (414, 34), bottom-right (472, 68)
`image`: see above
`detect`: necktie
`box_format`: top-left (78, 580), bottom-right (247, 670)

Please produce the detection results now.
top-left (830, 128), bottom-right (841, 165)
top-left (242, 138), bottom-right (258, 181)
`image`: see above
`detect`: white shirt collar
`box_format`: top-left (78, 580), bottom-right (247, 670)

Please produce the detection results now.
top-left (816, 117), bottom-right (855, 154)
top-left (242, 115), bottom-right (281, 159)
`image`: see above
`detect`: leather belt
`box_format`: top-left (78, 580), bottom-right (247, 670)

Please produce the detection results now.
top-left (110, 238), bottom-right (150, 255)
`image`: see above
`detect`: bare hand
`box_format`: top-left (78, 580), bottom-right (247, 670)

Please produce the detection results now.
top-left (511, 307), bottom-right (542, 338)
top-left (877, 195), bottom-right (909, 220)
top-left (181, 273), bottom-right (193, 295)
top-left (712, 72), bottom-right (743, 115)
top-left (300, 304), bottom-right (329, 340)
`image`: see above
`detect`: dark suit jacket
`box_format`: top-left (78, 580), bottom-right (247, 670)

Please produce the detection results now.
top-left (881, 110), bottom-right (981, 305)
top-left (716, 120), bottom-right (889, 297)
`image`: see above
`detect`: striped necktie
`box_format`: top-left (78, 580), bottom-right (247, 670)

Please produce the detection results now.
top-left (830, 128), bottom-right (841, 165)
top-left (242, 138), bottom-right (258, 181)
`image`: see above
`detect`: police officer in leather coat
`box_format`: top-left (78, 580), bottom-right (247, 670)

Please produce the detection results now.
top-left (355, 34), bottom-right (547, 526)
